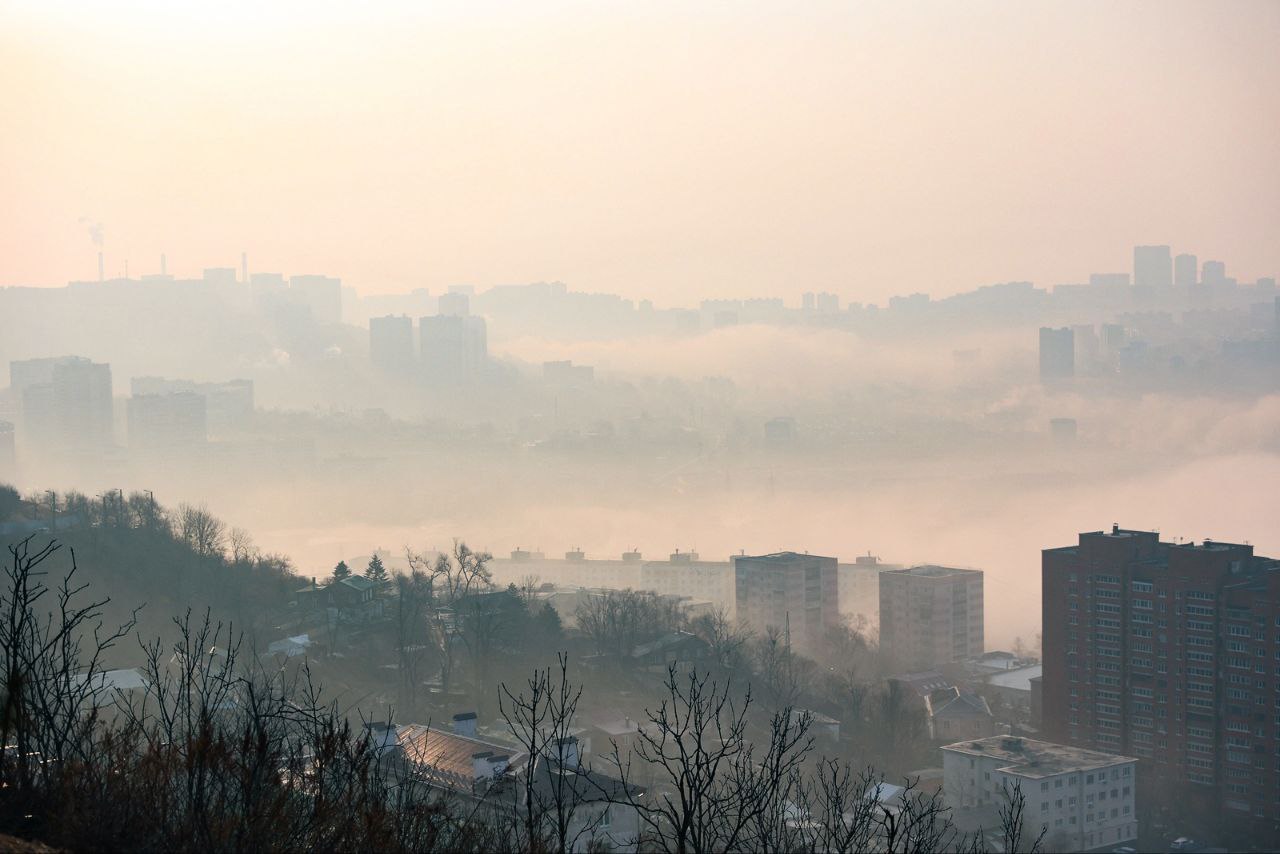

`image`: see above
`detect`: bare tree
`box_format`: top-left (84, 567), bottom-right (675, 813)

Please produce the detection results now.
top-left (0, 536), bottom-right (136, 797)
top-left (998, 779), bottom-right (1047, 854)
top-left (176, 503), bottom-right (227, 559)
top-left (499, 652), bottom-right (596, 853)
top-left (602, 663), bottom-right (811, 853)
top-left (575, 588), bottom-right (682, 659)
top-left (228, 527), bottom-right (257, 564)
top-left (405, 541), bottom-right (494, 696)
top-left (688, 606), bottom-right (752, 672)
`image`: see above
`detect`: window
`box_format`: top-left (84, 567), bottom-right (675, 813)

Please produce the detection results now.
top-left (1040, 782), bottom-right (1049, 793)
top-left (600, 806), bottom-right (611, 829)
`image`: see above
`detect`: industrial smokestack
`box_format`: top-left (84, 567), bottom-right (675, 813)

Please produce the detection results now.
top-left (98, 251), bottom-right (104, 282)
top-left (161, 253), bottom-right (167, 276)
top-left (241, 251), bottom-right (248, 284)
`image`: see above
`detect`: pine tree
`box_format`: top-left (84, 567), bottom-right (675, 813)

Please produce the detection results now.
top-left (332, 560), bottom-right (351, 581)
top-left (365, 553), bottom-right (387, 582)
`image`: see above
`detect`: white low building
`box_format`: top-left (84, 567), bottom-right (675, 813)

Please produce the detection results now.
top-left (942, 735), bottom-right (1137, 852)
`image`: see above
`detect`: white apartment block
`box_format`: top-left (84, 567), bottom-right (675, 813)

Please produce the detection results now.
top-left (942, 736), bottom-right (1137, 852)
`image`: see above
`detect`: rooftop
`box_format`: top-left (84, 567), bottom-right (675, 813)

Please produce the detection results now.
top-left (942, 736), bottom-right (1134, 779)
top-left (391, 724), bottom-right (525, 791)
top-left (886, 565), bottom-right (982, 578)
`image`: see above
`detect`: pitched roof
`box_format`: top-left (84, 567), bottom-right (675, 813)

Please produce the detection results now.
top-left (929, 691), bottom-right (992, 720)
top-left (394, 724), bottom-right (525, 791)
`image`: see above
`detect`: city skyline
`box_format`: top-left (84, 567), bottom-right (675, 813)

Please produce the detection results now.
top-left (3, 1), bottom-right (1278, 303)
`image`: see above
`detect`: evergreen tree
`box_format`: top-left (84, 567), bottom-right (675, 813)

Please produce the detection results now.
top-left (365, 553), bottom-right (387, 582)
top-left (332, 560), bottom-right (351, 582)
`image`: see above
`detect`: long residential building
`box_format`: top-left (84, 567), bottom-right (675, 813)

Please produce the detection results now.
top-left (1042, 526), bottom-right (1280, 835)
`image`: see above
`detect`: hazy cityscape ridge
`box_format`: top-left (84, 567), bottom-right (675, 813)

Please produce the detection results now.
top-left (1, 2), bottom-right (1278, 853)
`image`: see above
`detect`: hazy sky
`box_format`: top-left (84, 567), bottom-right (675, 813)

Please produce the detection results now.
top-left (2, 0), bottom-right (1277, 304)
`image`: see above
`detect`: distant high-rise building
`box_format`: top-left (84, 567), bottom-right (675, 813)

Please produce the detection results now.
top-left (1039, 327), bottom-right (1074, 380)
top-left (1100, 323), bottom-right (1126, 352)
top-left (370, 315), bottom-right (415, 374)
top-left (11, 356), bottom-right (113, 454)
top-left (420, 314), bottom-right (488, 382)
top-left (1089, 273), bottom-right (1130, 288)
top-left (763, 417), bottom-right (796, 445)
top-left (733, 552), bottom-right (839, 658)
top-left (1042, 527), bottom-right (1280, 835)
top-left (127, 392), bottom-right (207, 450)
top-left (438, 291), bottom-right (470, 318)
top-left (1133, 245), bottom-right (1172, 289)
top-left (879, 565), bottom-right (984, 671)
top-left (203, 267), bottom-right (238, 287)
top-left (130, 377), bottom-right (253, 435)
top-left (0, 420), bottom-right (15, 481)
top-left (1049, 417), bottom-right (1078, 444)
top-left (1173, 253), bottom-right (1198, 288)
top-left (250, 272), bottom-right (288, 309)
top-left (290, 275), bottom-right (343, 325)
top-left (1201, 259), bottom-right (1227, 288)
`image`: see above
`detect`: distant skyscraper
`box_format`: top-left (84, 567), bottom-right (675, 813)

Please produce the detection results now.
top-left (879, 565), bottom-right (984, 671)
top-left (130, 377), bottom-right (253, 435)
top-left (1039, 327), bottom-right (1074, 380)
top-left (127, 392), bottom-right (207, 450)
top-left (438, 291), bottom-right (470, 318)
top-left (1173, 253), bottom-right (1198, 288)
top-left (370, 315), bottom-right (415, 374)
top-left (1201, 259), bottom-right (1227, 287)
top-left (0, 420), bottom-right (15, 481)
top-left (733, 551), bottom-right (839, 658)
top-left (11, 356), bottom-right (113, 453)
top-left (420, 314), bottom-right (488, 382)
top-left (1100, 323), bottom-right (1126, 351)
top-left (1133, 245), bottom-right (1172, 289)
top-left (290, 275), bottom-right (343, 325)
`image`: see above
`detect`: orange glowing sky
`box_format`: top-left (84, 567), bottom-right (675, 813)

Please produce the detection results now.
top-left (1, 0), bottom-right (1277, 304)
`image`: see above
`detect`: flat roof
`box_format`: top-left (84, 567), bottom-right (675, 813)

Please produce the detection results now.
top-left (942, 736), bottom-right (1134, 779)
top-left (885, 565), bottom-right (982, 578)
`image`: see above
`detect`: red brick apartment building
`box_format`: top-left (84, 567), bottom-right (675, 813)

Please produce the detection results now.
top-left (1042, 526), bottom-right (1280, 836)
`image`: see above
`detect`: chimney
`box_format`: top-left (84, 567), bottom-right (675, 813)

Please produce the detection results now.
top-left (452, 711), bottom-right (478, 738)
top-left (366, 721), bottom-right (398, 752)
top-left (98, 251), bottom-right (104, 282)
top-left (160, 253), bottom-right (167, 276)
top-left (241, 251), bottom-right (248, 284)
top-left (488, 754), bottom-right (510, 777)
top-left (553, 736), bottom-right (580, 769)
top-left (471, 751), bottom-right (494, 781)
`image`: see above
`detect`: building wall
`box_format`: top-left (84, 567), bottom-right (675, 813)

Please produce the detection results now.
top-left (733, 552), bottom-right (839, 658)
top-left (1042, 528), bottom-right (1280, 830)
top-left (942, 747), bottom-right (1137, 851)
top-left (370, 315), bottom-right (415, 373)
top-left (880, 567), bottom-right (984, 671)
